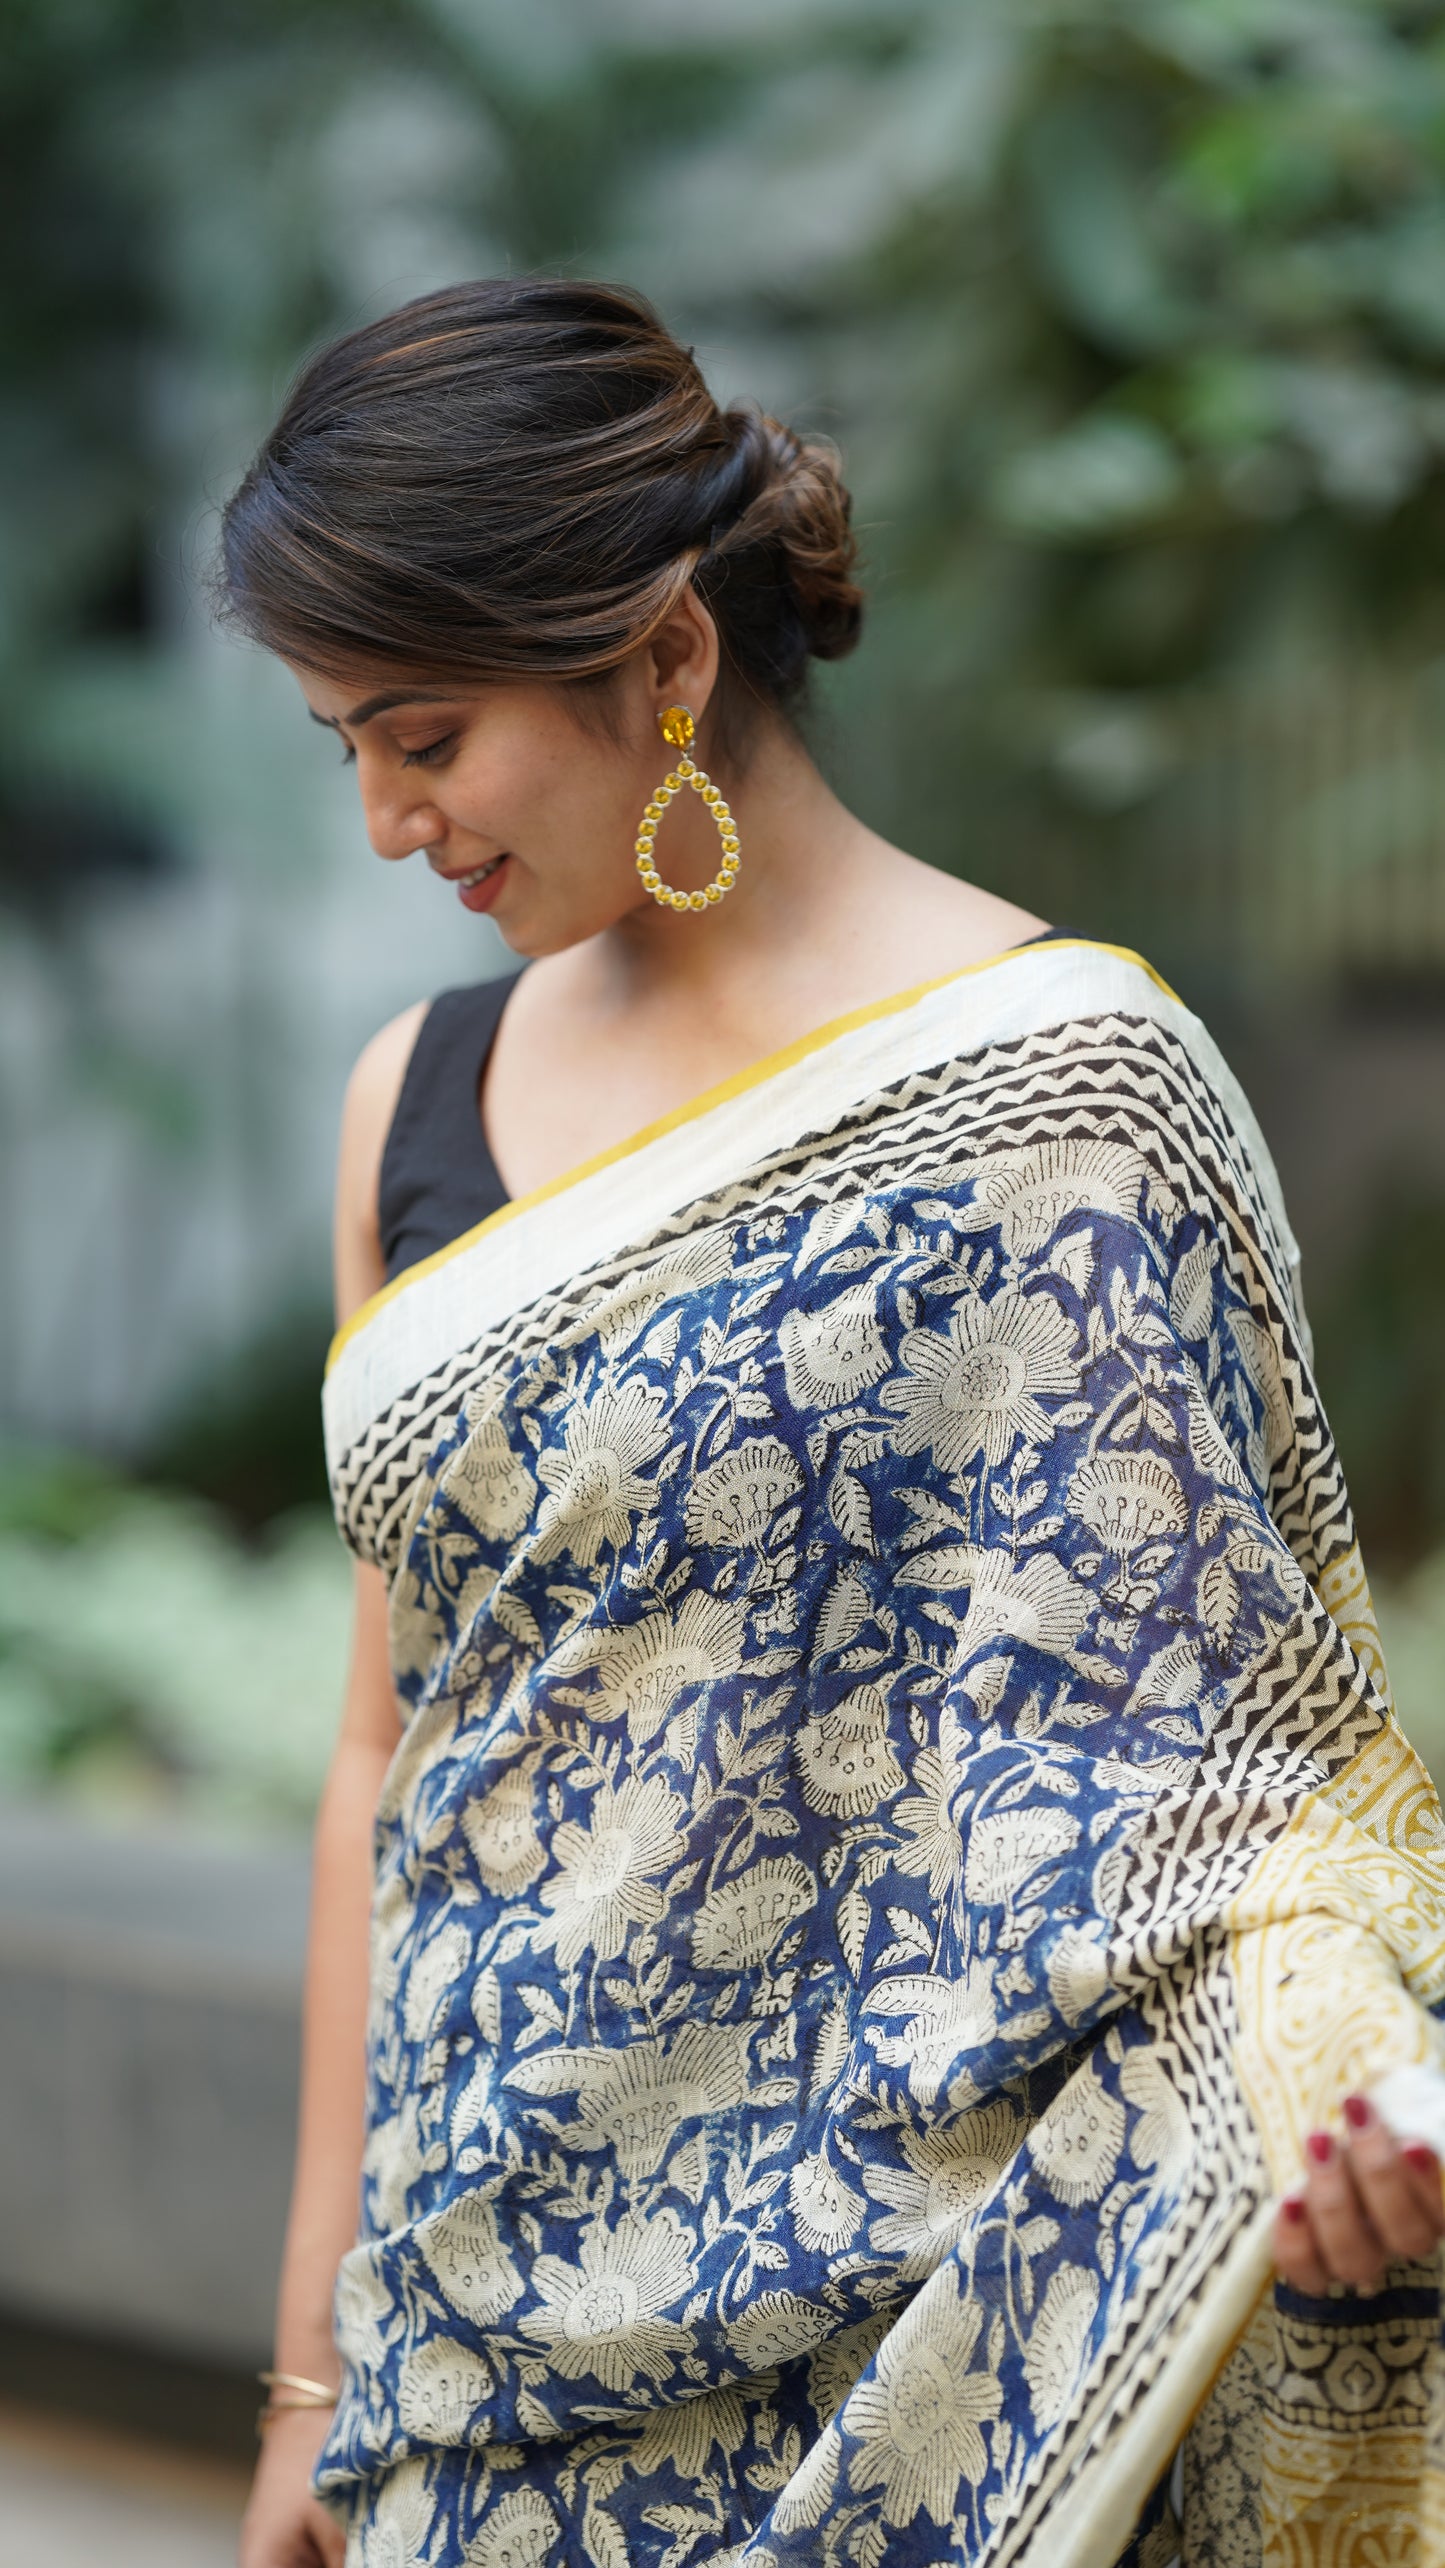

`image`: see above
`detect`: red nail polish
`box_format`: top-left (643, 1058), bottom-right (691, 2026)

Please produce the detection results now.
top-left (1282, 2194), bottom-right (1307, 2223)
top-left (1343, 2094), bottom-right (1370, 2131)
top-left (1307, 2130), bottom-right (1334, 2165)
top-left (1404, 2142), bottom-right (1438, 2175)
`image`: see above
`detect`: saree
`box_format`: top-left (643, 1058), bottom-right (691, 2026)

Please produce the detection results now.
top-left (315, 936), bottom-right (1445, 2568)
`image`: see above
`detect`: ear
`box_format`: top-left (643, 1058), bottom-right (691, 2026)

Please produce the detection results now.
top-left (644, 586), bottom-right (720, 726)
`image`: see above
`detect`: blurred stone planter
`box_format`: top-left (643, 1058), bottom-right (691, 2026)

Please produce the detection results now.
top-left (0, 1807), bottom-right (308, 2365)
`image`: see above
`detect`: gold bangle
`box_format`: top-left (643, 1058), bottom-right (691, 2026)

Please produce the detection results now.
top-left (257, 2396), bottom-right (338, 2435)
top-left (258, 2369), bottom-right (339, 2403)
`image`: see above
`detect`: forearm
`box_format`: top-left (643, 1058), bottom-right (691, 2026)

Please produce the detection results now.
top-left (272, 1730), bottom-right (392, 2382)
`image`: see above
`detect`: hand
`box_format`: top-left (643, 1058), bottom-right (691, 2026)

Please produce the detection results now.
top-left (239, 2405), bottom-right (347, 2568)
top-left (1272, 2092), bottom-right (1445, 2295)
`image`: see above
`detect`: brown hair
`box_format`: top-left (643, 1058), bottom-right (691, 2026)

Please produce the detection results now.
top-left (217, 278), bottom-right (864, 766)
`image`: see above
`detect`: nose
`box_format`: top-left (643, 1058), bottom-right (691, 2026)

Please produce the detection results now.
top-left (355, 763), bottom-right (440, 865)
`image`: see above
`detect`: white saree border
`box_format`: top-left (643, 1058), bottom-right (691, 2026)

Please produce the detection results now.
top-left (323, 937), bottom-right (1299, 1473)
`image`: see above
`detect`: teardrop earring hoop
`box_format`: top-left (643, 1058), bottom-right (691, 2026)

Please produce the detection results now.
top-left (634, 705), bottom-right (740, 912)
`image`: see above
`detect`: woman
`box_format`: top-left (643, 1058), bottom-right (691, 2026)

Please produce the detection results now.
top-left (227, 281), bottom-right (1445, 2568)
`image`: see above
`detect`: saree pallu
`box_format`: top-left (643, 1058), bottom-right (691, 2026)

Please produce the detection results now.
top-left (315, 938), bottom-right (1445, 2568)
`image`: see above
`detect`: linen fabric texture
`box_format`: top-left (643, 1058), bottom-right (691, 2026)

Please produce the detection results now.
top-left (316, 940), bottom-right (1445, 2568)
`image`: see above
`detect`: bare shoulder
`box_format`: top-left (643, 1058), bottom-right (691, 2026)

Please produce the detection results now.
top-left (896, 854), bottom-right (1049, 962)
top-left (333, 999), bottom-right (430, 1327)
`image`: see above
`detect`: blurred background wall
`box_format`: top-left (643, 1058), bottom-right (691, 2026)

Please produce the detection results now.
top-left (3, 0), bottom-right (1445, 2496)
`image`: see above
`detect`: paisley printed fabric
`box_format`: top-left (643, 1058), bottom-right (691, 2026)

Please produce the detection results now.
top-left (317, 940), bottom-right (1445, 2568)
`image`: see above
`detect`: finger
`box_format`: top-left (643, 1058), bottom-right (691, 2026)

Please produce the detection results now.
top-left (1400, 2138), bottom-right (1445, 2230)
top-left (1302, 2128), bottom-right (1388, 2288)
top-left (1341, 2095), bottom-right (1445, 2264)
top-left (1272, 2187), bottom-right (1333, 2297)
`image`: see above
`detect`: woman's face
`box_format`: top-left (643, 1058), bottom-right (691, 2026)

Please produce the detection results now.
top-left (291, 605), bottom-right (726, 959)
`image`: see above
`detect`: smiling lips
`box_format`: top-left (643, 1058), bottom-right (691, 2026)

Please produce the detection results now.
top-left (450, 853), bottom-right (510, 914)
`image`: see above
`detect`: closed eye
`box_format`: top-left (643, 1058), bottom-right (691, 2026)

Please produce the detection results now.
top-left (401, 734), bottom-right (458, 768)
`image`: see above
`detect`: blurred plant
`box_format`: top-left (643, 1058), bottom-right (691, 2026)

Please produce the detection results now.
top-left (1310, 1182), bottom-right (1445, 1569)
top-left (0, 1446), bottom-right (349, 1829)
top-left (606, 0), bottom-right (1445, 921)
top-left (1376, 1550), bottom-right (1445, 1800)
top-left (140, 1300), bottom-right (335, 1528)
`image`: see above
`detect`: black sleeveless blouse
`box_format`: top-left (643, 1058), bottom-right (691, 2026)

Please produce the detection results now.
top-left (377, 933), bottom-right (1069, 1284)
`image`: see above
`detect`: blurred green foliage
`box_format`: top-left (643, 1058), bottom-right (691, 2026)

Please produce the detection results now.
top-left (10, 0), bottom-right (1445, 902)
top-left (0, 1445), bottom-right (351, 1827)
top-left (1311, 1186), bottom-right (1445, 1565)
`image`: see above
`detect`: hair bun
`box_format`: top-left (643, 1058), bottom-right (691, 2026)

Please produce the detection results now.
top-left (706, 405), bottom-right (865, 672)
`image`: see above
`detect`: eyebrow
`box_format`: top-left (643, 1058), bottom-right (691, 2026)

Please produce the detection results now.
top-left (308, 690), bottom-right (459, 730)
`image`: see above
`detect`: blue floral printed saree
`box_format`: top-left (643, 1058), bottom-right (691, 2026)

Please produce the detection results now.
top-left (316, 938), bottom-right (1445, 2567)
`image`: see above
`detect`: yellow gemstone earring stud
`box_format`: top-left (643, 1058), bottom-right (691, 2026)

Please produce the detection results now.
top-left (634, 704), bottom-right (741, 912)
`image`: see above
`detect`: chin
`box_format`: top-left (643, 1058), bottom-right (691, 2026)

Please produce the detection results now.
top-left (497, 886), bottom-right (645, 960)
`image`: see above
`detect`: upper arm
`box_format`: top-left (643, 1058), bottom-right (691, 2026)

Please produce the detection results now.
top-left (332, 999), bottom-right (430, 1332)
top-left (331, 1005), bottom-right (429, 1759)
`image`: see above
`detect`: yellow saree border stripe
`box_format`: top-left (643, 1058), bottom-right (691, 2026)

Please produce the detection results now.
top-left (325, 936), bottom-right (1176, 1376)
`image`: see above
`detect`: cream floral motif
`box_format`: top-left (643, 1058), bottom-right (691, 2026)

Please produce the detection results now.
top-left (534, 1775), bottom-right (686, 1969)
top-left (956, 1136), bottom-right (1154, 1258)
top-left (893, 1746), bottom-right (962, 1898)
top-left (895, 1545), bottom-right (1094, 1668)
top-left (808, 2312), bottom-right (895, 2423)
top-left (1169, 1234), bottom-right (1218, 1342)
top-left (556, 1590), bottom-right (749, 1744)
top-left (810, 1994), bottom-right (853, 2098)
top-left (690, 1856), bottom-right (815, 1971)
top-left (360, 2462), bottom-right (435, 2568)
top-left (881, 1284), bottom-right (1079, 1473)
top-left (863, 2102), bottom-right (1020, 2274)
top-left (684, 1434), bottom-right (805, 1547)
top-left (360, 2094), bottom-right (427, 2232)
top-left (462, 2489), bottom-right (560, 2568)
top-left (1045, 1923), bottom-right (1112, 2024)
top-left (561, 1228), bottom-right (738, 1359)
top-left (1120, 2048), bottom-right (1194, 2193)
top-left (333, 2248), bottom-right (397, 2375)
top-left (1069, 1451), bottom-right (1188, 1551)
top-left (867, 1965), bottom-right (1000, 2105)
top-left (417, 2190), bottom-right (524, 2325)
top-left (626, 2384), bottom-right (751, 2480)
top-left (780, 1279), bottom-right (890, 1409)
top-left (461, 1769), bottom-right (546, 1896)
top-left (1023, 2263), bottom-right (1100, 2431)
top-left (519, 2206), bottom-right (694, 2391)
top-left (504, 2025), bottom-right (751, 2179)
top-left (402, 1919), bottom-right (474, 2043)
top-left (532, 1374), bottom-right (672, 1565)
top-left (442, 1388), bottom-right (534, 1543)
top-left (395, 2335), bottom-right (495, 2445)
top-left (964, 1804), bottom-right (1081, 1906)
top-left (1136, 1638), bottom-right (1204, 1709)
top-left (789, 2146), bottom-right (866, 2254)
top-left (1028, 2059), bottom-right (1127, 2207)
top-left (795, 1684), bottom-right (905, 1819)
top-left (1228, 1307), bottom-right (1295, 1467)
top-left (846, 2266), bottom-right (1003, 2525)
top-left (724, 2289), bottom-right (835, 2371)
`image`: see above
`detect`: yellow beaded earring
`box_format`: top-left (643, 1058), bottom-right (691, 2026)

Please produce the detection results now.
top-left (634, 704), bottom-right (741, 912)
